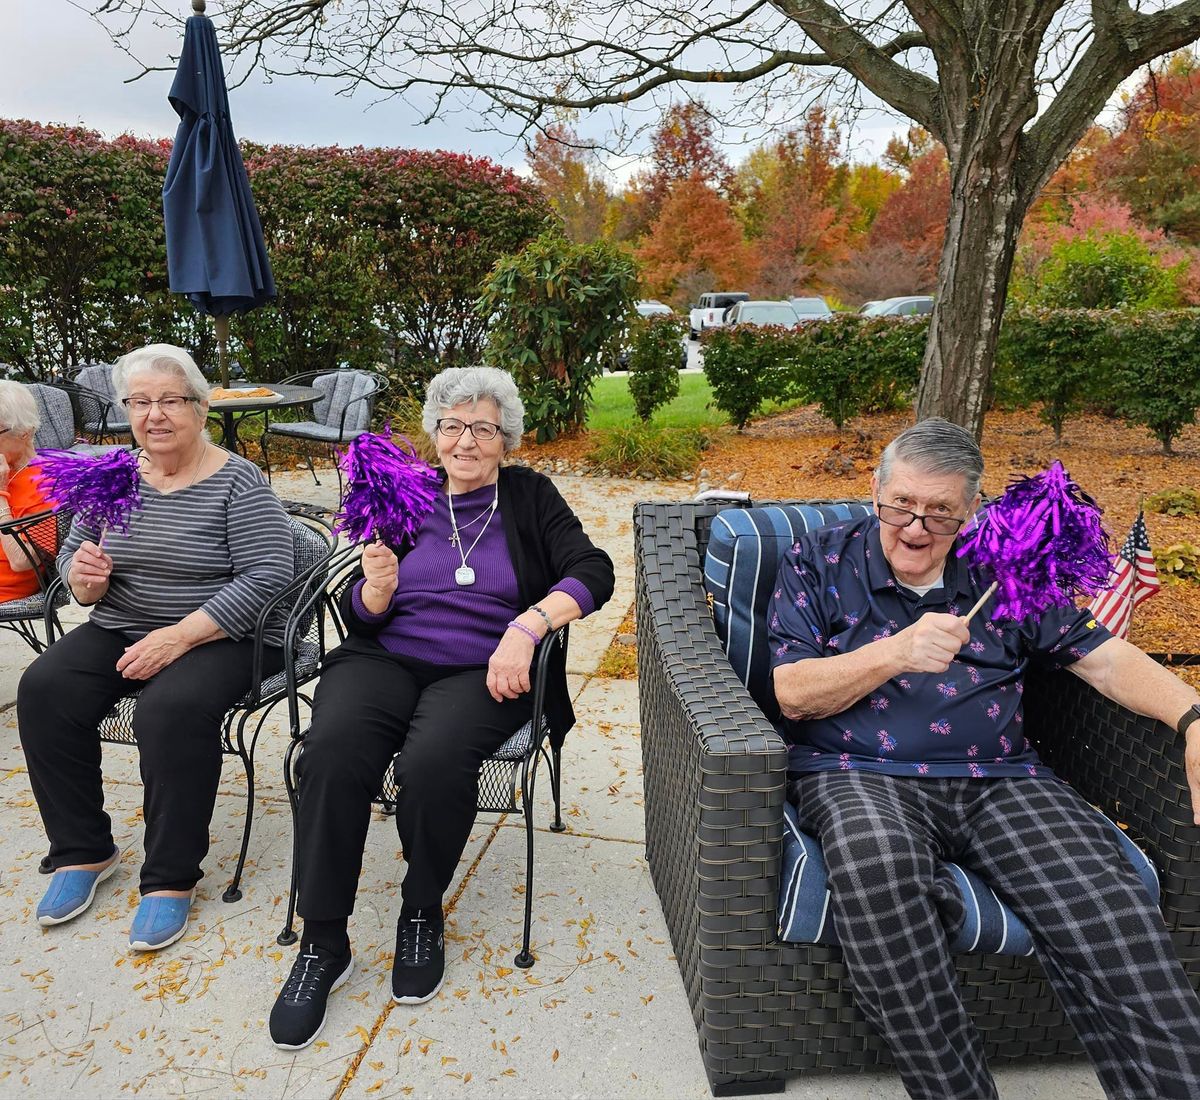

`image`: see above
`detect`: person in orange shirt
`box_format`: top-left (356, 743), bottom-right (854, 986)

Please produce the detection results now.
top-left (0, 381), bottom-right (53, 602)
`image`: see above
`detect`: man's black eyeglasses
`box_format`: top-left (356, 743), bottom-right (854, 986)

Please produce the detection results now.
top-left (877, 504), bottom-right (966, 536)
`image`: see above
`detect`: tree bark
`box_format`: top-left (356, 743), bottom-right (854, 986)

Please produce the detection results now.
top-left (916, 144), bottom-right (1028, 440)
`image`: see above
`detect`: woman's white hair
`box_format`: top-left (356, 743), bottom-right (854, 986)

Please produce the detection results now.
top-left (422, 366), bottom-right (525, 453)
top-left (0, 381), bottom-right (41, 435)
top-left (112, 344), bottom-right (210, 408)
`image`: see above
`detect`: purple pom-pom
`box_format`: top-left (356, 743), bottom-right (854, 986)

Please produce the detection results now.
top-left (957, 460), bottom-right (1112, 621)
top-left (33, 448), bottom-right (143, 532)
top-left (333, 430), bottom-right (440, 548)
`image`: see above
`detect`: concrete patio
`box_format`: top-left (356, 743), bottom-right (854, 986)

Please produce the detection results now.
top-left (0, 469), bottom-right (1103, 1099)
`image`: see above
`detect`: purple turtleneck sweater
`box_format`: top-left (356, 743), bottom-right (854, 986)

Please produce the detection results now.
top-left (351, 482), bottom-right (594, 665)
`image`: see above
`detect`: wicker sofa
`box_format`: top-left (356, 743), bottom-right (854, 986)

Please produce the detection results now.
top-left (634, 497), bottom-right (1200, 1097)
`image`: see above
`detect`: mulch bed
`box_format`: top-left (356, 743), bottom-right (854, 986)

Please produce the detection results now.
top-left (528, 406), bottom-right (1200, 684)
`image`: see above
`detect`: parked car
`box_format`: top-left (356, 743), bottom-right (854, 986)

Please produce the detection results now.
top-left (789, 296), bottom-right (833, 322)
top-left (725, 300), bottom-right (802, 328)
top-left (612, 300), bottom-right (688, 371)
top-left (689, 292), bottom-right (750, 339)
top-left (858, 300), bottom-right (882, 314)
top-left (860, 295), bottom-right (935, 317)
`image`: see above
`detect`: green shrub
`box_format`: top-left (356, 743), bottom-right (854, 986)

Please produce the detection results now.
top-left (584, 424), bottom-right (709, 479)
top-left (792, 315), bottom-right (925, 428)
top-left (480, 233), bottom-right (638, 441)
top-left (1106, 311), bottom-right (1200, 454)
top-left (1024, 232), bottom-right (1186, 310)
top-left (701, 326), bottom-right (798, 429)
top-left (627, 315), bottom-right (684, 421)
top-left (996, 309), bottom-right (1109, 440)
top-left (1145, 487), bottom-right (1200, 517)
top-left (1154, 541), bottom-right (1200, 585)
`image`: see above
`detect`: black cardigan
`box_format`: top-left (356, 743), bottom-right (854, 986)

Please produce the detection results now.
top-left (338, 464), bottom-right (616, 740)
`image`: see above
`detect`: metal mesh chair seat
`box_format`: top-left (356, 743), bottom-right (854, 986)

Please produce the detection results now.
top-left (0, 507), bottom-right (74, 653)
top-left (635, 498), bottom-right (1200, 1097)
top-left (51, 511), bottom-right (342, 901)
top-left (277, 552), bottom-right (569, 967)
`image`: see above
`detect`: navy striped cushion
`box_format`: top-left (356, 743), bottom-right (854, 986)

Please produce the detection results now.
top-left (779, 801), bottom-right (1160, 954)
top-left (704, 502), bottom-right (873, 718)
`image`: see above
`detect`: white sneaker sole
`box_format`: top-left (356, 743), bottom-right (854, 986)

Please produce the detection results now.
top-left (272, 956), bottom-right (354, 1051)
top-left (129, 890), bottom-right (196, 952)
top-left (37, 849), bottom-right (121, 927)
top-left (392, 971), bottom-right (445, 1005)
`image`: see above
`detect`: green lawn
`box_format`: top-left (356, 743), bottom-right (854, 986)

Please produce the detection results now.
top-left (587, 372), bottom-right (803, 430)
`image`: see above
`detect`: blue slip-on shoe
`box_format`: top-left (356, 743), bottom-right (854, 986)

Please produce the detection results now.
top-left (128, 892), bottom-right (194, 952)
top-left (36, 847), bottom-right (121, 927)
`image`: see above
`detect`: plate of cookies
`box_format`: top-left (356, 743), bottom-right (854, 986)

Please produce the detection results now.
top-left (208, 386), bottom-right (282, 405)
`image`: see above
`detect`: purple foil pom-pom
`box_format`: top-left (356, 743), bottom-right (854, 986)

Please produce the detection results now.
top-left (333, 430), bottom-right (440, 548)
top-left (957, 460), bottom-right (1112, 621)
top-left (34, 448), bottom-right (143, 532)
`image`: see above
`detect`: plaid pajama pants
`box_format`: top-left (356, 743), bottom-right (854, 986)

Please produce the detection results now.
top-left (790, 771), bottom-right (1200, 1100)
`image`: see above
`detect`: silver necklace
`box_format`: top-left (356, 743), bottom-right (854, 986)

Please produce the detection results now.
top-left (448, 499), bottom-right (495, 546)
top-left (447, 484), bottom-right (498, 586)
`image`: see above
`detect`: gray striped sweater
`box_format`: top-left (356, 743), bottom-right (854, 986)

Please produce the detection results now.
top-left (57, 453), bottom-right (294, 647)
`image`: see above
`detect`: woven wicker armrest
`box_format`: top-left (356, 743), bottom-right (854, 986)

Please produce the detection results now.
top-left (635, 503), bottom-right (790, 1052)
top-left (1025, 667), bottom-right (1200, 965)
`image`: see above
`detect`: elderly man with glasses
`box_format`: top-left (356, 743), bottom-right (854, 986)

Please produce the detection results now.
top-left (268, 365), bottom-right (614, 1050)
top-left (769, 418), bottom-right (1200, 1100)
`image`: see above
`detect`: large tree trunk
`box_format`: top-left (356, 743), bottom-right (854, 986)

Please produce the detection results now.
top-left (916, 138), bottom-right (1030, 440)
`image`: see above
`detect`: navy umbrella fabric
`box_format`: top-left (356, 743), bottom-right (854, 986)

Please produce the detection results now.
top-left (163, 0), bottom-right (274, 386)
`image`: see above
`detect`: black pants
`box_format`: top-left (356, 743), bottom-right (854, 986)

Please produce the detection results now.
top-left (791, 771), bottom-right (1200, 1100)
top-left (295, 640), bottom-right (533, 920)
top-left (18, 621), bottom-right (281, 894)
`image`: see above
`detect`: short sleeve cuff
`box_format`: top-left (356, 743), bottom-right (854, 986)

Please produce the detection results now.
top-left (549, 577), bottom-right (595, 618)
top-left (352, 579), bottom-right (395, 623)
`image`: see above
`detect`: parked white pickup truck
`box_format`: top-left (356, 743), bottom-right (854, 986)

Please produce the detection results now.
top-left (688, 292), bottom-right (750, 339)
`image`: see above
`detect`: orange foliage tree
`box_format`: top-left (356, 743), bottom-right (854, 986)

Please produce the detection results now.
top-left (636, 176), bottom-right (757, 307)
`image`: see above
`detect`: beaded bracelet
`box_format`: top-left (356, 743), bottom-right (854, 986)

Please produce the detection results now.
top-left (527, 604), bottom-right (554, 633)
top-left (507, 619), bottom-right (541, 646)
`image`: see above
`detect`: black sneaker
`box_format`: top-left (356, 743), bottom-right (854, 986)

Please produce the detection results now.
top-left (269, 943), bottom-right (353, 1050)
top-left (392, 908), bottom-right (445, 1004)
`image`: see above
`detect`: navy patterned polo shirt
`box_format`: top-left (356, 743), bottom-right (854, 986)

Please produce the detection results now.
top-left (767, 514), bottom-right (1113, 778)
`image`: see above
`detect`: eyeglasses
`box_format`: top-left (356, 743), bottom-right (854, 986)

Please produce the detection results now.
top-left (436, 417), bottom-right (502, 441)
top-left (877, 504), bottom-right (967, 536)
top-left (121, 396), bottom-right (195, 414)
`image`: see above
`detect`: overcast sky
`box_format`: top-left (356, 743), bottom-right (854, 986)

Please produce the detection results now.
top-left (2, 0), bottom-right (920, 182)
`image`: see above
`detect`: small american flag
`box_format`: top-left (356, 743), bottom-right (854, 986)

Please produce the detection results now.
top-left (1087, 511), bottom-right (1161, 639)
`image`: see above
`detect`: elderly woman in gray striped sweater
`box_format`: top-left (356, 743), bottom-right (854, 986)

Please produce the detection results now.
top-left (17, 343), bottom-right (294, 952)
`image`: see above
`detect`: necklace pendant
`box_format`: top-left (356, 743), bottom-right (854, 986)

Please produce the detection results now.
top-left (454, 565), bottom-right (476, 586)
top-left (448, 532), bottom-right (459, 546)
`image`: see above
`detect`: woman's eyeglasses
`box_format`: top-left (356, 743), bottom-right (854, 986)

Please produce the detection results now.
top-left (121, 396), bottom-right (195, 414)
top-left (877, 504), bottom-right (966, 536)
top-left (435, 418), bottom-right (502, 441)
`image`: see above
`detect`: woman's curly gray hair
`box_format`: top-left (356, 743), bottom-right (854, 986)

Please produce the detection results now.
top-left (112, 343), bottom-right (210, 408)
top-left (422, 367), bottom-right (525, 453)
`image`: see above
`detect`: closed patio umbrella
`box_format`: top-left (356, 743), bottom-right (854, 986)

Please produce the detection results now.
top-left (163, 0), bottom-right (275, 387)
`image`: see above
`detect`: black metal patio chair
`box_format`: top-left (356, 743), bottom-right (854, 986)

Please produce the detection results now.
top-left (634, 496), bottom-right (1200, 1097)
top-left (259, 368), bottom-right (387, 488)
top-left (37, 509), bottom-right (340, 902)
top-left (276, 554), bottom-right (569, 967)
top-left (0, 507), bottom-right (74, 654)
top-left (72, 363), bottom-right (132, 440)
top-left (28, 382), bottom-right (131, 456)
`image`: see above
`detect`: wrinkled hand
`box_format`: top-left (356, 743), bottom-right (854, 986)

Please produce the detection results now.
top-left (487, 628), bottom-right (535, 702)
top-left (0, 453), bottom-right (9, 491)
top-left (361, 540), bottom-right (399, 605)
top-left (891, 612), bottom-right (970, 674)
top-left (1186, 726), bottom-right (1200, 825)
top-left (71, 540), bottom-right (114, 589)
top-left (116, 626), bottom-right (190, 680)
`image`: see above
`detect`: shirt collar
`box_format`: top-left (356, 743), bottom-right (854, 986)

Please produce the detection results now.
top-left (865, 517), bottom-right (976, 600)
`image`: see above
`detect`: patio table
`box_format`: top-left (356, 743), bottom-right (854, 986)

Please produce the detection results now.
top-left (207, 383), bottom-right (321, 453)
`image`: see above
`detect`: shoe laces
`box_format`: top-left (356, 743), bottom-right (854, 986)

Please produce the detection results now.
top-left (397, 912), bottom-right (439, 967)
top-left (282, 947), bottom-right (333, 1004)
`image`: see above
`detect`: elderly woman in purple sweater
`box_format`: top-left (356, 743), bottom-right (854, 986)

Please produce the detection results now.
top-left (270, 366), bottom-right (614, 1049)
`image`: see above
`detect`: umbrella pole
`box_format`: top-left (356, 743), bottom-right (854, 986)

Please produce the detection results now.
top-left (214, 313), bottom-right (230, 388)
